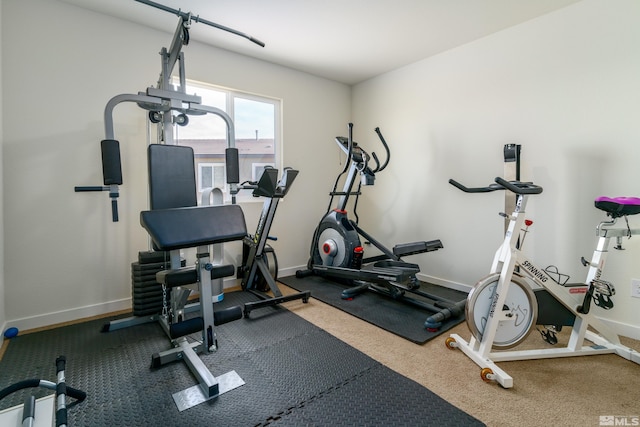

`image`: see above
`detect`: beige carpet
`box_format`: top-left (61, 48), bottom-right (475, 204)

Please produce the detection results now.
top-left (279, 284), bottom-right (640, 427)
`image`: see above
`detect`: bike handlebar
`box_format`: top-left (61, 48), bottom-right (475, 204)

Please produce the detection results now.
top-left (448, 179), bottom-right (499, 193)
top-left (494, 177), bottom-right (543, 194)
top-left (449, 177), bottom-right (543, 195)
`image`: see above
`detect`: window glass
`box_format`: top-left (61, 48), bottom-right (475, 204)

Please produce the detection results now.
top-left (172, 80), bottom-right (280, 203)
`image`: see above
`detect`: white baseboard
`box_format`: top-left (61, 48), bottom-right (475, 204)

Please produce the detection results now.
top-left (0, 320), bottom-right (6, 347)
top-left (5, 298), bottom-right (132, 333)
top-left (416, 273), bottom-right (473, 293)
top-left (5, 278), bottom-right (242, 333)
top-left (599, 318), bottom-right (640, 341)
top-left (279, 265), bottom-right (304, 279)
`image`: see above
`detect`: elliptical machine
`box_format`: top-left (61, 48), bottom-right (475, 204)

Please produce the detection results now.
top-left (297, 123), bottom-right (465, 329)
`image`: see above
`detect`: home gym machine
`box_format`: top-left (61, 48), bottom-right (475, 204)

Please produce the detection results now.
top-left (237, 167), bottom-right (311, 317)
top-left (297, 123), bottom-right (466, 329)
top-left (74, 1), bottom-right (269, 410)
top-left (74, 0), bottom-right (265, 221)
top-left (445, 173), bottom-right (640, 388)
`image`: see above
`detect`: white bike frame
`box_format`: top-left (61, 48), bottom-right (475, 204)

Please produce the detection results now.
top-left (450, 190), bottom-right (640, 388)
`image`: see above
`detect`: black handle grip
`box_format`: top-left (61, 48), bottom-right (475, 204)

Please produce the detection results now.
top-left (249, 36), bottom-right (265, 47)
top-left (214, 306), bottom-right (243, 325)
top-left (494, 177), bottom-right (543, 194)
top-left (370, 152), bottom-right (381, 172)
top-left (225, 147), bottom-right (240, 185)
top-left (56, 356), bottom-right (66, 373)
top-left (65, 386), bottom-right (87, 402)
top-left (373, 127), bottom-right (391, 172)
top-left (448, 179), bottom-right (498, 193)
top-left (111, 200), bottom-right (119, 222)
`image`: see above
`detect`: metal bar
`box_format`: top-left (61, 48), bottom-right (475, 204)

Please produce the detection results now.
top-left (104, 93), bottom-right (167, 139)
top-left (503, 144), bottom-right (521, 233)
top-left (166, 17), bottom-right (189, 79)
top-left (600, 227), bottom-right (640, 238)
top-left (146, 87), bottom-right (201, 104)
top-left (243, 290), bottom-right (311, 317)
top-left (134, 0), bottom-right (265, 47)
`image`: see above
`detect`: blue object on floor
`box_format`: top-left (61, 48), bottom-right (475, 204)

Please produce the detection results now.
top-left (3, 327), bottom-right (18, 339)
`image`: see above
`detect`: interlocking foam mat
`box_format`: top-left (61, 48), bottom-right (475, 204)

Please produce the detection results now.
top-left (0, 291), bottom-right (482, 426)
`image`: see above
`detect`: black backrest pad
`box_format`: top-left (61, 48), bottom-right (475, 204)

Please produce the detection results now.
top-left (140, 204), bottom-right (247, 251)
top-left (148, 144), bottom-right (198, 210)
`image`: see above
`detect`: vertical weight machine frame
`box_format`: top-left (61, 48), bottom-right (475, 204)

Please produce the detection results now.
top-left (75, 0), bottom-right (265, 215)
top-left (74, 1), bottom-right (270, 409)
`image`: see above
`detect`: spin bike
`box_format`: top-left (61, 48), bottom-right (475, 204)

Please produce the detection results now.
top-left (297, 123), bottom-right (465, 329)
top-left (446, 176), bottom-right (640, 388)
top-left (237, 166), bottom-right (311, 317)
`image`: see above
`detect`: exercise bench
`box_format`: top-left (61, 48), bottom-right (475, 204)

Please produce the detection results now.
top-left (140, 203), bottom-right (248, 410)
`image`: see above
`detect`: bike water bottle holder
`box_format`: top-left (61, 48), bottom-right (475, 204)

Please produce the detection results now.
top-left (543, 265), bottom-right (570, 285)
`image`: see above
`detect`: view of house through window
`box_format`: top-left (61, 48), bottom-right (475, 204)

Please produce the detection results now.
top-left (174, 79), bottom-right (279, 203)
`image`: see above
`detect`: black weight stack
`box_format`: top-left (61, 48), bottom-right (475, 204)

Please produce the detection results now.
top-left (131, 251), bottom-right (185, 316)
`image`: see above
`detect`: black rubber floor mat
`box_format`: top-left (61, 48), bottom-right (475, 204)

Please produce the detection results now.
top-left (279, 274), bottom-right (467, 344)
top-left (0, 291), bottom-right (483, 426)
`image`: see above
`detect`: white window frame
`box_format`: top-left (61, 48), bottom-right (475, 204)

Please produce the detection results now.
top-left (198, 162), bottom-right (226, 193)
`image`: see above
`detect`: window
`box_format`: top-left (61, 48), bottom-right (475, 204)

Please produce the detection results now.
top-left (198, 163), bottom-right (226, 192)
top-left (173, 79), bottom-right (280, 203)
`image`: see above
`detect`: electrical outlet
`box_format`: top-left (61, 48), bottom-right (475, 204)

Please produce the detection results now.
top-left (632, 279), bottom-right (640, 298)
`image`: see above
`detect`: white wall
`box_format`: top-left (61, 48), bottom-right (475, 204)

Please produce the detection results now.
top-left (2, 0), bottom-right (350, 330)
top-left (352, 0), bottom-right (640, 337)
top-left (4, 0), bottom-right (639, 339)
top-left (0, 0), bottom-right (5, 344)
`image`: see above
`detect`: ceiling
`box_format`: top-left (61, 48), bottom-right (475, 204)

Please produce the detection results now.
top-left (60, 0), bottom-right (581, 85)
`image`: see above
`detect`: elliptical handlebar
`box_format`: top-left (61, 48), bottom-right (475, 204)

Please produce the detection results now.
top-left (448, 177), bottom-right (543, 195)
top-left (373, 127), bottom-right (391, 173)
top-left (343, 123), bottom-right (355, 174)
top-left (335, 124), bottom-right (391, 174)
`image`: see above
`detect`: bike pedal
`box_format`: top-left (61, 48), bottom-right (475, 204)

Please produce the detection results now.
top-left (537, 327), bottom-right (558, 345)
top-left (595, 294), bottom-right (614, 310)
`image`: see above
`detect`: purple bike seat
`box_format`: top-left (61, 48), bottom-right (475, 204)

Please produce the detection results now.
top-left (594, 196), bottom-right (640, 217)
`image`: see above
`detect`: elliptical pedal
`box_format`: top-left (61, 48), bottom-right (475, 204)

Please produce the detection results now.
top-left (392, 239), bottom-right (444, 257)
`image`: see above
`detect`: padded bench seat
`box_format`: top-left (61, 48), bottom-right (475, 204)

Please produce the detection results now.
top-left (140, 204), bottom-right (247, 251)
top-left (595, 196), bottom-right (640, 218)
